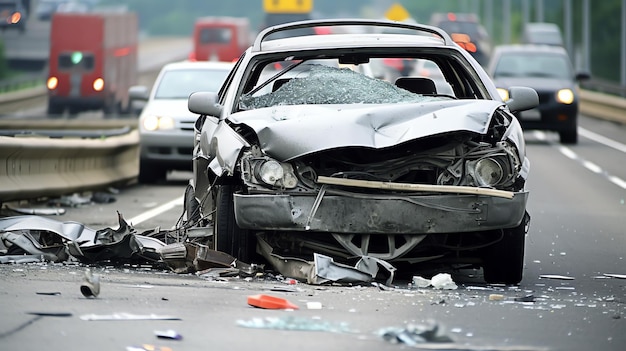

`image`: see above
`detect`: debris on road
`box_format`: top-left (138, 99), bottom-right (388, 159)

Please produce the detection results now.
top-left (539, 274), bottom-right (575, 280)
top-left (80, 313), bottom-right (182, 321)
top-left (256, 234), bottom-right (396, 285)
top-left (236, 316), bottom-right (355, 333)
top-left (377, 320), bottom-right (454, 346)
top-left (80, 268), bottom-right (101, 298)
top-left (411, 273), bottom-right (458, 290)
top-left (154, 329), bottom-right (183, 340)
top-left (247, 294), bottom-right (299, 310)
top-left (0, 212), bottom-right (164, 265)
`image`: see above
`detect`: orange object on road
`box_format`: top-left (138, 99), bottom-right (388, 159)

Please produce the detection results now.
top-left (247, 294), bottom-right (299, 310)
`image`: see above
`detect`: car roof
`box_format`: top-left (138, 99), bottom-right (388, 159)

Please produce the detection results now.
top-left (256, 33), bottom-right (448, 53)
top-left (492, 44), bottom-right (568, 55)
top-left (161, 60), bottom-right (235, 71)
top-left (524, 22), bottom-right (560, 30)
top-left (251, 18), bottom-right (457, 54)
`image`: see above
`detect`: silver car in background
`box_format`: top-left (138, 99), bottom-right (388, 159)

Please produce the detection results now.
top-left (129, 60), bottom-right (234, 183)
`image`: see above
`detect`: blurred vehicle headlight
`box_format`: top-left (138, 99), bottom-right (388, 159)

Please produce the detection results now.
top-left (47, 77), bottom-right (58, 90)
top-left (556, 89), bottom-right (574, 104)
top-left (496, 88), bottom-right (509, 101)
top-left (92, 78), bottom-right (105, 92)
top-left (142, 115), bottom-right (175, 131)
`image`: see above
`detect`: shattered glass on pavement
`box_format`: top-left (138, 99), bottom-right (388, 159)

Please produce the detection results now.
top-left (240, 64), bottom-right (440, 109)
top-left (236, 315), bottom-right (356, 333)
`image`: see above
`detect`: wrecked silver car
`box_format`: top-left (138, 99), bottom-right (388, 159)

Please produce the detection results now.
top-left (184, 19), bottom-right (538, 284)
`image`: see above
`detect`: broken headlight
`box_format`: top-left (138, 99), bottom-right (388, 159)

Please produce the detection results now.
top-left (467, 156), bottom-right (511, 187)
top-left (241, 154), bottom-right (298, 189)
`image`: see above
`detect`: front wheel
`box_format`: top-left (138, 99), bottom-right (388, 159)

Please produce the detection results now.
top-left (482, 212), bottom-right (529, 285)
top-left (138, 161), bottom-right (167, 183)
top-left (559, 128), bottom-right (578, 144)
top-left (214, 185), bottom-right (255, 263)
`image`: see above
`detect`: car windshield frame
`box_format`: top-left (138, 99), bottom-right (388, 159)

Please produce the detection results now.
top-left (231, 48), bottom-right (487, 113)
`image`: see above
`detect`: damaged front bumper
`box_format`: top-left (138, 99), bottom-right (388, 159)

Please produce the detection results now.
top-left (234, 189), bottom-right (528, 234)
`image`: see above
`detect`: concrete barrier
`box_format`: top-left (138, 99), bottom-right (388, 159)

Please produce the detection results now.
top-left (579, 90), bottom-right (626, 124)
top-left (0, 127), bottom-right (139, 203)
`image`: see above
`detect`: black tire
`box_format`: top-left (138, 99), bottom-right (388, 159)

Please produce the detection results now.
top-left (138, 161), bottom-right (167, 184)
top-left (559, 128), bottom-right (578, 144)
top-left (482, 212), bottom-right (529, 285)
top-left (47, 102), bottom-right (64, 117)
top-left (214, 185), bottom-right (254, 263)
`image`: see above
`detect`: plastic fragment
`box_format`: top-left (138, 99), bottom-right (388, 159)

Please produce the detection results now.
top-left (80, 313), bottom-right (182, 321)
top-left (247, 294), bottom-right (299, 310)
top-left (430, 273), bottom-right (458, 290)
top-left (155, 329), bottom-right (182, 340)
top-left (539, 274), bottom-right (575, 280)
top-left (80, 269), bottom-right (101, 298)
top-left (306, 302), bottom-right (323, 310)
top-left (412, 276), bottom-right (431, 288)
top-left (489, 294), bottom-right (504, 301)
top-left (514, 294), bottom-right (536, 302)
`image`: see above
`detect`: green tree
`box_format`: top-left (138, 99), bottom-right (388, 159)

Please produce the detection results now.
top-left (0, 39), bottom-right (8, 79)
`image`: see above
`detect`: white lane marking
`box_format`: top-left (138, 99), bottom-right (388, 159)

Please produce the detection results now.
top-left (533, 131), bottom-right (626, 190)
top-left (581, 160), bottom-right (602, 174)
top-left (128, 195), bottom-right (184, 226)
top-left (579, 127), bottom-right (626, 153)
top-left (558, 145), bottom-right (577, 159)
top-left (609, 175), bottom-right (626, 189)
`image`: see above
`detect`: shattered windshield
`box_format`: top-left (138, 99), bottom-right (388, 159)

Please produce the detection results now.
top-left (240, 64), bottom-right (448, 110)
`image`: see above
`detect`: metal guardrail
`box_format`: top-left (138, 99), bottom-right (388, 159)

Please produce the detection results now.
top-left (0, 121), bottom-right (139, 203)
top-left (0, 72), bottom-right (45, 93)
top-left (582, 78), bottom-right (626, 98)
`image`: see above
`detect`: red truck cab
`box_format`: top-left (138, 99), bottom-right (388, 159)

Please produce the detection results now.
top-left (46, 11), bottom-right (138, 116)
top-left (189, 17), bottom-right (250, 62)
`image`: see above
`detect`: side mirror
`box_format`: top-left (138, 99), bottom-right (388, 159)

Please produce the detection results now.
top-left (505, 86), bottom-right (539, 113)
top-left (188, 91), bottom-right (222, 117)
top-left (128, 85), bottom-right (149, 101)
top-left (575, 72), bottom-right (591, 81)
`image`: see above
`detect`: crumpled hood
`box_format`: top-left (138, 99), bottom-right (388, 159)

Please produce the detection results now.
top-left (229, 99), bottom-right (505, 161)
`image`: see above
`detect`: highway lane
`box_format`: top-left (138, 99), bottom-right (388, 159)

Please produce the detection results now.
top-left (1, 113), bottom-right (624, 350)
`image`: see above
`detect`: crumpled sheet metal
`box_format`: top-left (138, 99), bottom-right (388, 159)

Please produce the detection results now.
top-left (0, 212), bottom-right (165, 264)
top-left (256, 234), bottom-right (396, 285)
top-left (159, 242), bottom-right (263, 277)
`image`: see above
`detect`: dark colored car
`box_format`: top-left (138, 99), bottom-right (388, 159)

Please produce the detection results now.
top-left (430, 12), bottom-right (492, 67)
top-left (487, 44), bottom-right (590, 144)
top-left (521, 22), bottom-right (564, 46)
top-left (184, 19), bottom-right (539, 285)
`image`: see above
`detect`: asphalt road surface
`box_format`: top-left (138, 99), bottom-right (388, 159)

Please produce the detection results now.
top-left (1, 113), bottom-right (625, 351)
